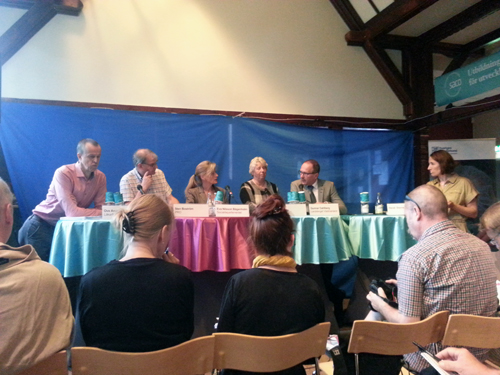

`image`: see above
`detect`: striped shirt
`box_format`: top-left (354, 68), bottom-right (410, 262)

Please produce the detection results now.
top-left (397, 220), bottom-right (498, 372)
top-left (120, 168), bottom-right (172, 203)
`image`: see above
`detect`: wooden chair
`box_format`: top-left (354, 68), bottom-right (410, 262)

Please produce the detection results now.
top-left (348, 310), bottom-right (450, 375)
top-left (213, 322), bottom-right (331, 374)
top-left (71, 335), bottom-right (215, 375)
top-left (442, 314), bottom-right (500, 349)
top-left (15, 350), bottom-right (68, 375)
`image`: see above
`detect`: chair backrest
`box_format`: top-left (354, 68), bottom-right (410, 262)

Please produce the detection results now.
top-left (348, 310), bottom-right (450, 356)
top-left (213, 322), bottom-right (331, 373)
top-left (71, 335), bottom-right (215, 375)
top-left (15, 351), bottom-right (68, 375)
top-left (442, 314), bottom-right (500, 349)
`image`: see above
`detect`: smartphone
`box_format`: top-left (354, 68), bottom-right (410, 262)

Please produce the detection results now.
top-left (412, 342), bottom-right (452, 375)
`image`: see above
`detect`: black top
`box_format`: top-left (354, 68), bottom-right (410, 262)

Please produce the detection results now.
top-left (218, 268), bottom-right (325, 375)
top-left (77, 258), bottom-right (194, 352)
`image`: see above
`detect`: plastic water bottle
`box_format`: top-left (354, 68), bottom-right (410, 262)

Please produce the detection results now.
top-left (207, 193), bottom-right (216, 217)
top-left (375, 192), bottom-right (384, 215)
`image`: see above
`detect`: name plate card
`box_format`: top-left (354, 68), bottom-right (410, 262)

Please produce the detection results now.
top-left (309, 203), bottom-right (340, 217)
top-left (215, 205), bottom-right (250, 217)
top-left (387, 203), bottom-right (405, 216)
top-left (102, 205), bottom-right (126, 220)
top-left (286, 204), bottom-right (307, 217)
top-left (174, 204), bottom-right (209, 218)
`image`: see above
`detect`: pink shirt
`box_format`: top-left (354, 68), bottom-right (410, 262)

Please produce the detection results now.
top-left (33, 163), bottom-right (107, 225)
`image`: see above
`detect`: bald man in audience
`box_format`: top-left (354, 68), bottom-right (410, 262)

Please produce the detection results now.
top-left (0, 178), bottom-right (73, 375)
top-left (120, 149), bottom-right (179, 205)
top-left (366, 184), bottom-right (498, 374)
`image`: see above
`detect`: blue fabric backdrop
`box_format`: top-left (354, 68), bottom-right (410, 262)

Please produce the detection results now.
top-left (0, 101), bottom-right (414, 220)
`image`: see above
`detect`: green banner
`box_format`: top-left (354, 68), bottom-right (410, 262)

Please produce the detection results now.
top-left (435, 50), bottom-right (500, 106)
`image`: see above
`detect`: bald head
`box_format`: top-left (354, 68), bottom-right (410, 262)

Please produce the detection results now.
top-left (407, 185), bottom-right (448, 220)
top-left (0, 178), bottom-right (13, 207)
top-left (0, 178), bottom-right (14, 243)
top-left (133, 149), bottom-right (158, 167)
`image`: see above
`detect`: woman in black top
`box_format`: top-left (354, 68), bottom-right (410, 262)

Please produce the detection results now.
top-left (77, 194), bottom-right (194, 352)
top-left (240, 157), bottom-right (279, 211)
top-left (218, 195), bottom-right (325, 375)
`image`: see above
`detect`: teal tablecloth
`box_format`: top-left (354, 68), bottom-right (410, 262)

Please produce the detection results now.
top-left (292, 216), bottom-right (353, 264)
top-left (49, 219), bottom-right (124, 277)
top-left (347, 215), bottom-right (416, 261)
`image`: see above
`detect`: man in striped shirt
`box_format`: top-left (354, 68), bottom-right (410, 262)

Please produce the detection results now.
top-left (120, 149), bottom-right (179, 205)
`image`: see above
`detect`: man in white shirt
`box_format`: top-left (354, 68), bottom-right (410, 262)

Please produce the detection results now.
top-left (120, 149), bottom-right (179, 205)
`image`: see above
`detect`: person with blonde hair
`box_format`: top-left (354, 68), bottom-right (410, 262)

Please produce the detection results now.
top-left (217, 195), bottom-right (324, 375)
top-left (427, 149), bottom-right (478, 232)
top-left (239, 156), bottom-right (279, 210)
top-left (185, 161), bottom-right (227, 203)
top-left (77, 194), bottom-right (194, 352)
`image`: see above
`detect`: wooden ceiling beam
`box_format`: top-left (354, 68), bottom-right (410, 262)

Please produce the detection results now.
top-left (0, 2), bottom-right (57, 65)
top-left (405, 92), bottom-right (500, 130)
top-left (0, 0), bottom-right (82, 16)
top-left (362, 39), bottom-right (414, 116)
top-left (329, 0), bottom-right (364, 31)
top-left (363, 0), bottom-right (439, 39)
top-left (418, 0), bottom-right (500, 45)
top-left (345, 33), bottom-right (477, 58)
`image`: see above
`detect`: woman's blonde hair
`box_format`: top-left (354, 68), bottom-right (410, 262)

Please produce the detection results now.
top-left (249, 157), bottom-right (267, 175)
top-left (184, 161), bottom-right (217, 196)
top-left (115, 194), bottom-right (174, 240)
top-left (480, 202), bottom-right (500, 231)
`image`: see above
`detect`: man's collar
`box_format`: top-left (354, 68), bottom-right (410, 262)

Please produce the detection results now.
top-left (76, 162), bottom-right (94, 180)
top-left (133, 168), bottom-right (143, 181)
top-left (419, 220), bottom-right (454, 242)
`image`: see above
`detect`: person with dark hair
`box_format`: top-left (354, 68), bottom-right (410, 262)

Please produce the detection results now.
top-left (427, 150), bottom-right (478, 232)
top-left (217, 194), bottom-right (325, 375)
top-left (185, 161), bottom-right (227, 203)
top-left (120, 149), bottom-right (179, 205)
top-left (18, 138), bottom-right (106, 261)
top-left (0, 178), bottom-right (73, 375)
top-left (290, 159), bottom-right (347, 213)
top-left (77, 194), bottom-right (194, 352)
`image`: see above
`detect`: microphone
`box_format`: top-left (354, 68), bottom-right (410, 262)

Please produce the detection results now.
top-left (225, 185), bottom-right (233, 203)
top-left (137, 185), bottom-right (145, 195)
top-left (299, 184), bottom-right (304, 191)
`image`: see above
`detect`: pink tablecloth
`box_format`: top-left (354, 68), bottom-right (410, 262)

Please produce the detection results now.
top-left (169, 217), bottom-right (253, 272)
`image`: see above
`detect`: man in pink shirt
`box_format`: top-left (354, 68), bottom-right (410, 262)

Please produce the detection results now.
top-left (18, 139), bottom-right (106, 261)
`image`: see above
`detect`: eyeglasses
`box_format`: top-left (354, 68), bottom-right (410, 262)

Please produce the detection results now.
top-left (298, 170), bottom-right (315, 176)
top-left (143, 161), bottom-right (158, 167)
top-left (404, 195), bottom-right (421, 211)
top-left (489, 233), bottom-right (500, 248)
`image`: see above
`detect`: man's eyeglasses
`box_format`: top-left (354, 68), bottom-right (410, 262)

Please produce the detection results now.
top-left (489, 233), bottom-right (500, 248)
top-left (298, 170), bottom-right (315, 176)
top-left (404, 195), bottom-right (421, 211)
top-left (143, 161), bottom-right (158, 167)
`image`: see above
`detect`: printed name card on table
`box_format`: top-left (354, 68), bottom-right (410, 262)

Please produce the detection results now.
top-left (215, 205), bottom-right (250, 217)
top-left (309, 203), bottom-right (340, 217)
top-left (286, 204), bottom-right (307, 217)
top-left (387, 203), bottom-right (405, 216)
top-left (102, 205), bottom-right (126, 220)
top-left (174, 204), bottom-right (209, 218)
